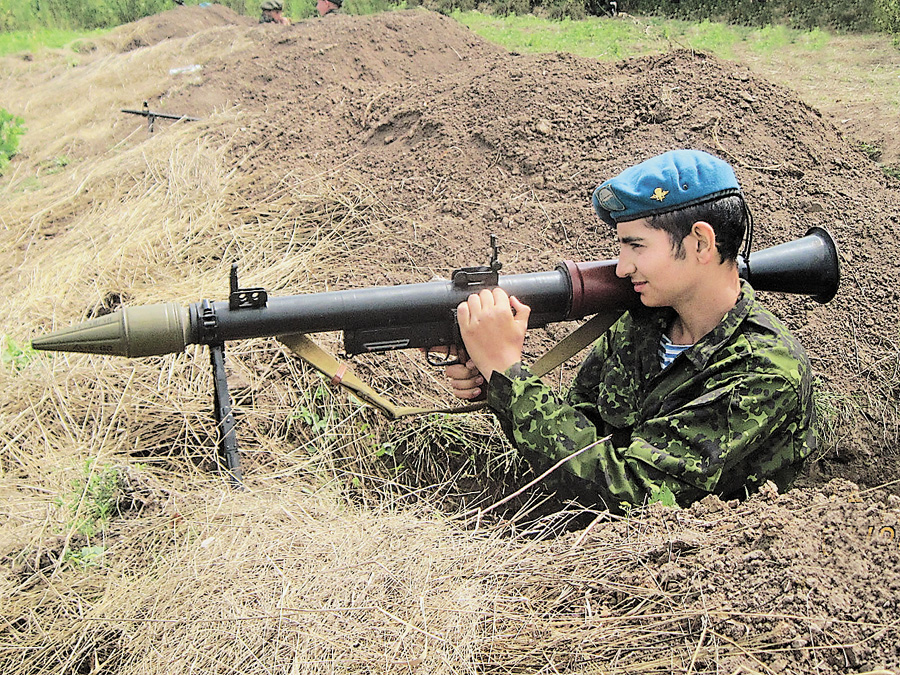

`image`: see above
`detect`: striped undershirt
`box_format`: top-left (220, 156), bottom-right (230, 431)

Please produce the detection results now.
top-left (659, 333), bottom-right (692, 370)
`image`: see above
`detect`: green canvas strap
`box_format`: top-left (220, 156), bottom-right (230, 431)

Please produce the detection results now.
top-left (277, 310), bottom-right (623, 420)
top-left (529, 311), bottom-right (622, 378)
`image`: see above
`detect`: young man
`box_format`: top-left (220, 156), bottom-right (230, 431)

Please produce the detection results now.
top-left (445, 149), bottom-right (816, 509)
top-left (259, 0), bottom-right (291, 25)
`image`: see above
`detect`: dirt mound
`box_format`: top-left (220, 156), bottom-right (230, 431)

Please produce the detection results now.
top-left (160, 9), bottom-right (900, 486)
top-left (103, 3), bottom-right (254, 52)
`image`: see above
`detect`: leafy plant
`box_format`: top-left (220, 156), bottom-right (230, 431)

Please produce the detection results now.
top-left (290, 383), bottom-right (335, 437)
top-left (648, 483), bottom-right (678, 507)
top-left (39, 155), bottom-right (70, 174)
top-left (858, 140), bottom-right (882, 162)
top-left (0, 109), bottom-right (26, 175)
top-left (875, 0), bottom-right (900, 35)
top-left (1, 335), bottom-right (37, 370)
top-left (65, 545), bottom-right (108, 567)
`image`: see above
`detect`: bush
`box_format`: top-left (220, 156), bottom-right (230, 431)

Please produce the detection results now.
top-left (1, 0), bottom-right (174, 31)
top-left (539, 0), bottom-right (588, 20)
top-left (0, 109), bottom-right (26, 175)
top-left (620, 0), bottom-right (895, 33)
top-left (875, 0), bottom-right (900, 34)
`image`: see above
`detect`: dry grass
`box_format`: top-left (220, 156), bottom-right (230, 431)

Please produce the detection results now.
top-left (3, 18), bottom-right (900, 675)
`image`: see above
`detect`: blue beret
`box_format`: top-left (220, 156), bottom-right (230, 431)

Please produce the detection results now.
top-left (591, 150), bottom-right (741, 227)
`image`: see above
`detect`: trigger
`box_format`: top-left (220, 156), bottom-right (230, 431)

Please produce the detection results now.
top-left (426, 349), bottom-right (460, 367)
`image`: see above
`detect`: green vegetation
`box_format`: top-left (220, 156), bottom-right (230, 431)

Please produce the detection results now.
top-left (65, 544), bottom-right (108, 567)
top-left (290, 382), bottom-right (336, 437)
top-left (38, 155), bottom-right (71, 174)
top-left (648, 483), bottom-right (678, 507)
top-left (0, 0), bottom-right (399, 31)
top-left (0, 109), bottom-right (26, 175)
top-left (0, 27), bottom-right (107, 54)
top-left (0, 334), bottom-right (36, 370)
top-left (0, 0), bottom-right (171, 31)
top-left (57, 460), bottom-right (123, 538)
top-left (0, 0), bottom-right (897, 34)
top-left (623, 0), bottom-right (886, 33)
top-left (454, 11), bottom-right (835, 61)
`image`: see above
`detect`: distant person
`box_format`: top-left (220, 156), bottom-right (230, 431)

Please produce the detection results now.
top-left (260, 0), bottom-right (291, 24)
top-left (440, 150), bottom-right (816, 510)
top-left (317, 0), bottom-right (342, 17)
top-left (605, 1), bottom-right (618, 17)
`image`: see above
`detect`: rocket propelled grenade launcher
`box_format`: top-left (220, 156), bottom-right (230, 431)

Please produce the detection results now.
top-left (31, 229), bottom-right (840, 484)
top-left (30, 228), bottom-right (841, 360)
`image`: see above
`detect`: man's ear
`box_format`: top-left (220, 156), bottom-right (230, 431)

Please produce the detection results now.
top-left (690, 221), bottom-right (717, 263)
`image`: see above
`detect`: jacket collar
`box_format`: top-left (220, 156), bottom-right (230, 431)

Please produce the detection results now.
top-left (633, 280), bottom-right (755, 373)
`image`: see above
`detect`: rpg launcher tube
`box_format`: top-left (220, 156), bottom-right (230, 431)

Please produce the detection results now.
top-left (30, 226), bottom-right (840, 359)
top-left (30, 260), bottom-right (637, 358)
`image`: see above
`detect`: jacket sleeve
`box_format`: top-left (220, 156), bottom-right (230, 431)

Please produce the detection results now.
top-left (486, 348), bottom-right (804, 508)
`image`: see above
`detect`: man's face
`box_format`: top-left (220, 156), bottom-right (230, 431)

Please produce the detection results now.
top-left (615, 218), bottom-right (694, 308)
top-left (316, 0), bottom-right (336, 15)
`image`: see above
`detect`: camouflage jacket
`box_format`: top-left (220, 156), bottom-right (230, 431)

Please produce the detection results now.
top-left (486, 281), bottom-right (816, 509)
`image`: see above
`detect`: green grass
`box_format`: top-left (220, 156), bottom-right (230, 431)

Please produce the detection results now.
top-left (452, 10), bottom-right (834, 61)
top-left (0, 27), bottom-right (108, 55)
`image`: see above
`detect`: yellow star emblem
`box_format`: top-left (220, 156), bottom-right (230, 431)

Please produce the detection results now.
top-left (651, 187), bottom-right (669, 202)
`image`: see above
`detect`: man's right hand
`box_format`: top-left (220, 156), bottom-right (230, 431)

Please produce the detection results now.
top-left (424, 346), bottom-right (485, 400)
top-left (445, 351), bottom-right (485, 400)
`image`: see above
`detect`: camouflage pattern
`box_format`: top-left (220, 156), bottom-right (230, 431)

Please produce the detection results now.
top-left (486, 281), bottom-right (816, 509)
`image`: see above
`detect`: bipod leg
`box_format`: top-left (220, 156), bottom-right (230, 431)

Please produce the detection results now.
top-left (210, 342), bottom-right (243, 487)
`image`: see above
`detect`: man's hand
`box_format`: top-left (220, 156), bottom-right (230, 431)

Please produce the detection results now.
top-left (457, 288), bottom-right (530, 382)
top-left (420, 345), bottom-right (485, 400)
top-left (444, 348), bottom-right (485, 401)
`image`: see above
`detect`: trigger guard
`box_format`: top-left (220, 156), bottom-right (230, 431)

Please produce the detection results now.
top-left (426, 349), bottom-right (461, 367)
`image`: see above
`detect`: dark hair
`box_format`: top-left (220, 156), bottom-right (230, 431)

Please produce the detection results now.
top-left (646, 194), bottom-right (747, 263)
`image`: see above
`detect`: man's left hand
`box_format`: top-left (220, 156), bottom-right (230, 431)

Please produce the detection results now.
top-left (457, 288), bottom-right (530, 382)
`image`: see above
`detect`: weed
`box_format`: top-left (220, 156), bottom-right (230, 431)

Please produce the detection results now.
top-left (39, 156), bottom-right (70, 174)
top-left (290, 382), bottom-right (334, 437)
top-left (0, 108), bottom-right (26, 175)
top-left (65, 545), bottom-right (107, 567)
top-left (882, 165), bottom-right (900, 181)
top-left (375, 412), bottom-right (518, 489)
top-left (859, 140), bottom-right (883, 162)
top-left (648, 483), bottom-right (678, 508)
top-left (16, 176), bottom-right (41, 192)
top-left (0, 27), bottom-right (106, 54)
top-left (57, 460), bottom-right (123, 537)
top-left (1, 335), bottom-right (37, 370)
